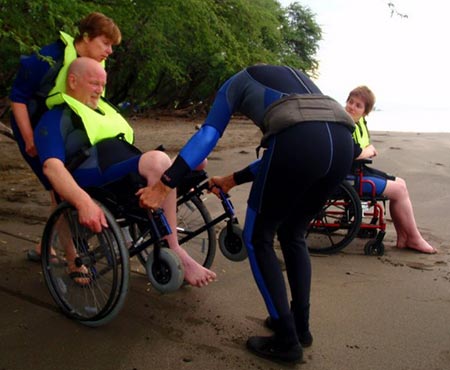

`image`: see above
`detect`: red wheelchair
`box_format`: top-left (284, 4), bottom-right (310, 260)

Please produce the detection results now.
top-left (306, 159), bottom-right (387, 256)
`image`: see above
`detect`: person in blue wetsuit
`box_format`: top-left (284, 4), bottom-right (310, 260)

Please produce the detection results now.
top-left (10, 12), bottom-right (121, 189)
top-left (346, 85), bottom-right (436, 254)
top-left (9, 12), bottom-right (121, 261)
top-left (137, 64), bottom-right (355, 363)
top-left (35, 57), bottom-right (216, 287)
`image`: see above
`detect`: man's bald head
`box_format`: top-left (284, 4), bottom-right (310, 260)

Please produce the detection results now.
top-left (66, 57), bottom-right (106, 109)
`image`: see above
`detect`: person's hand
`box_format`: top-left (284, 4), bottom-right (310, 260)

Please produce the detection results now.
top-left (25, 139), bottom-right (37, 157)
top-left (363, 144), bottom-right (378, 158)
top-left (137, 180), bottom-right (172, 209)
top-left (77, 198), bottom-right (108, 233)
top-left (208, 174), bottom-right (236, 197)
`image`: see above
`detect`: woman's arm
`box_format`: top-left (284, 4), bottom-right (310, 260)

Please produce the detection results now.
top-left (11, 102), bottom-right (36, 157)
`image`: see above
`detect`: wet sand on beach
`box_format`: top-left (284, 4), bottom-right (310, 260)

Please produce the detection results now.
top-left (1, 116), bottom-right (449, 370)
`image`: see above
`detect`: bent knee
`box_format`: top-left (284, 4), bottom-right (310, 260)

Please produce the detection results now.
top-left (395, 177), bottom-right (408, 194)
top-left (397, 177), bottom-right (406, 186)
top-left (139, 150), bottom-right (172, 176)
top-left (384, 177), bottom-right (408, 198)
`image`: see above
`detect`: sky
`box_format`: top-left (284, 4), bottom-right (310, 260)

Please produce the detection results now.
top-left (278, 0), bottom-right (450, 111)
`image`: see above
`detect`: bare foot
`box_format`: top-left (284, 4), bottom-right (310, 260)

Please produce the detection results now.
top-left (397, 240), bottom-right (437, 254)
top-left (172, 246), bottom-right (216, 287)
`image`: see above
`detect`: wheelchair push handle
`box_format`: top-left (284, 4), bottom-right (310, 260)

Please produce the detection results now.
top-left (209, 183), bottom-right (230, 199)
top-left (208, 184), bottom-right (236, 217)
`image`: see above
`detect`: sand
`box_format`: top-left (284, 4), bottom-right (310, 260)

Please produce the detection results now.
top-left (0, 116), bottom-right (449, 370)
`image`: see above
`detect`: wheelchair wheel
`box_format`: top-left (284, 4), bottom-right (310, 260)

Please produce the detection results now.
top-left (41, 201), bottom-right (130, 327)
top-left (176, 195), bottom-right (217, 268)
top-left (136, 195), bottom-right (216, 269)
top-left (218, 223), bottom-right (247, 261)
top-left (306, 181), bottom-right (362, 254)
top-left (146, 248), bottom-right (184, 293)
top-left (364, 240), bottom-right (385, 256)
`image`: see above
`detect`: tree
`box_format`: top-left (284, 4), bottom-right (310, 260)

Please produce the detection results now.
top-left (278, 2), bottom-right (322, 76)
top-left (1, 0), bottom-right (323, 115)
top-left (0, 0), bottom-right (113, 98)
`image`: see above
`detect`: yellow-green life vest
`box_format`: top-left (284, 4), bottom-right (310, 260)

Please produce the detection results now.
top-left (46, 31), bottom-right (105, 109)
top-left (47, 92), bottom-right (134, 146)
top-left (352, 116), bottom-right (370, 149)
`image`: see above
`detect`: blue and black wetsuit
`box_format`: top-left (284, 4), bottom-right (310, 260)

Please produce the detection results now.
top-left (9, 39), bottom-right (65, 189)
top-left (161, 65), bottom-right (355, 345)
top-left (34, 105), bottom-right (141, 189)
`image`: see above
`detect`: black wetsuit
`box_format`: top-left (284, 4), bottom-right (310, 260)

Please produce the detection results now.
top-left (162, 65), bottom-right (355, 344)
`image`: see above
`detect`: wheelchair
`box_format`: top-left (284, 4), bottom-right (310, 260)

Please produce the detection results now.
top-left (306, 159), bottom-right (387, 256)
top-left (40, 170), bottom-right (246, 327)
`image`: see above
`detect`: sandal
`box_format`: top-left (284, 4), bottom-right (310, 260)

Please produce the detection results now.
top-left (27, 249), bottom-right (60, 264)
top-left (68, 264), bottom-right (92, 287)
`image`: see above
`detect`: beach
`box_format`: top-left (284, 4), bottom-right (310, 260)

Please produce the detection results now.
top-left (0, 116), bottom-right (449, 370)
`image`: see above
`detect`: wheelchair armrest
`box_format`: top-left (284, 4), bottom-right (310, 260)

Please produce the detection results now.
top-left (354, 158), bottom-right (372, 166)
top-left (351, 158), bottom-right (372, 176)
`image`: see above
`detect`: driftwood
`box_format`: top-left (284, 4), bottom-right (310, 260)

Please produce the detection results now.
top-left (0, 97), bottom-right (14, 140)
top-left (0, 120), bottom-right (15, 140)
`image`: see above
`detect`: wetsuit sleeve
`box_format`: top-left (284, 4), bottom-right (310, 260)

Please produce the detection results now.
top-left (10, 55), bottom-right (44, 104)
top-left (161, 78), bottom-right (236, 188)
top-left (9, 41), bottom-right (62, 104)
top-left (233, 159), bottom-right (261, 185)
top-left (161, 125), bottom-right (221, 188)
top-left (34, 109), bottom-right (67, 164)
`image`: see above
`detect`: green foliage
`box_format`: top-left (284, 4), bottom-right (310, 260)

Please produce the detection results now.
top-left (1, 0), bottom-right (322, 113)
top-left (0, 0), bottom-right (116, 96)
top-left (279, 2), bottom-right (322, 76)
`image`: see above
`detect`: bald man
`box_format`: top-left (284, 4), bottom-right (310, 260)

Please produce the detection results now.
top-left (34, 57), bottom-right (216, 287)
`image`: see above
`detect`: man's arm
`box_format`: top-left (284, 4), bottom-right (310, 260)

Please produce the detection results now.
top-left (42, 158), bottom-right (107, 233)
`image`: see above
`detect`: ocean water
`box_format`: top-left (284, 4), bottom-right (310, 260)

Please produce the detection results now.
top-left (368, 108), bottom-right (450, 133)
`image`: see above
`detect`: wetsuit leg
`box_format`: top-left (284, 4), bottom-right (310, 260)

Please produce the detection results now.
top-left (10, 118), bottom-right (52, 190)
top-left (243, 122), bottom-right (353, 340)
top-left (72, 139), bottom-right (141, 188)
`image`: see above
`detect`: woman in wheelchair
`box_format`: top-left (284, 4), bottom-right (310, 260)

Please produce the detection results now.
top-left (34, 57), bottom-right (217, 286)
top-left (346, 86), bottom-right (436, 254)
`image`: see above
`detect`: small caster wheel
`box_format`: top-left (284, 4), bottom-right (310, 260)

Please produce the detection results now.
top-left (146, 248), bottom-right (184, 293)
top-left (364, 240), bottom-right (384, 256)
top-left (218, 224), bottom-right (247, 261)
